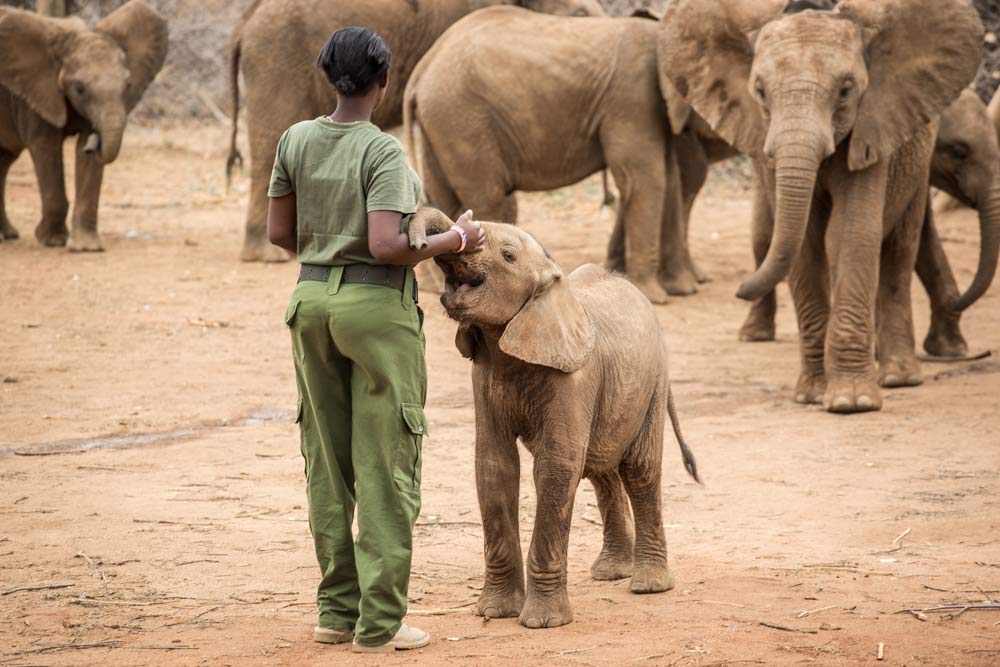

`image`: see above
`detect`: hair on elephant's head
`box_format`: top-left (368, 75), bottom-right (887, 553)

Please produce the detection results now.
top-left (933, 89), bottom-right (1000, 311)
top-left (0, 0), bottom-right (167, 164)
top-left (409, 209), bottom-right (595, 372)
top-left (658, 0), bottom-right (983, 301)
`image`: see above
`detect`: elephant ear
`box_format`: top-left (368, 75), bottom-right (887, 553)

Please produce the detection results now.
top-left (657, 0), bottom-right (785, 156)
top-left (499, 265), bottom-right (595, 373)
top-left (0, 10), bottom-right (68, 127)
top-left (96, 0), bottom-right (169, 111)
top-left (658, 71), bottom-right (691, 135)
top-left (455, 323), bottom-right (480, 360)
top-left (838, 0), bottom-right (983, 171)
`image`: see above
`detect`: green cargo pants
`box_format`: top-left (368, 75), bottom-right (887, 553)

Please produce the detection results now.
top-left (284, 266), bottom-right (427, 648)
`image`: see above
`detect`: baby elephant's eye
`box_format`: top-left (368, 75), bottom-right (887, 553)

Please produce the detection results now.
top-left (501, 248), bottom-right (516, 263)
top-left (948, 143), bottom-right (970, 161)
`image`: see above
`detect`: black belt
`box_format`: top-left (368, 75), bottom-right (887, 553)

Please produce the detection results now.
top-left (298, 263), bottom-right (417, 301)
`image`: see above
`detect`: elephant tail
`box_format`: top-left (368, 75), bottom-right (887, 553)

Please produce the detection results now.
top-left (225, 16), bottom-right (248, 193)
top-left (667, 386), bottom-right (701, 484)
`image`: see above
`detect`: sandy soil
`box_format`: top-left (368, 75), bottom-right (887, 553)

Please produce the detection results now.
top-left (1, 123), bottom-right (999, 667)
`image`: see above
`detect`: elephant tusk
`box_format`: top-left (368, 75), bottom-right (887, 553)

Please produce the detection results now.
top-left (83, 133), bottom-right (101, 154)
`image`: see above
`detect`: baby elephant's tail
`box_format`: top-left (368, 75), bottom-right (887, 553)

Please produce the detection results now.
top-left (667, 386), bottom-right (701, 484)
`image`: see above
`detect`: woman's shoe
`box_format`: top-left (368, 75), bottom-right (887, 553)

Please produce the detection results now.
top-left (351, 624), bottom-right (430, 653)
top-left (314, 626), bottom-right (354, 644)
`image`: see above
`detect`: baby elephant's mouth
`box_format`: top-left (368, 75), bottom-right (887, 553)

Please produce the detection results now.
top-left (439, 260), bottom-right (485, 297)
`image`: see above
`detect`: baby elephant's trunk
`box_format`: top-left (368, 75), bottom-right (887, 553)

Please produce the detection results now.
top-left (407, 207), bottom-right (454, 250)
top-left (667, 387), bottom-right (700, 484)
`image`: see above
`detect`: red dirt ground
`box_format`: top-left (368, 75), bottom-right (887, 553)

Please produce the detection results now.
top-left (1, 124), bottom-right (998, 666)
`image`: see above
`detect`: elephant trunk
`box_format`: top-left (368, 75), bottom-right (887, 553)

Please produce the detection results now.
top-left (736, 136), bottom-right (823, 301)
top-left (97, 123), bottom-right (125, 164)
top-left (952, 183), bottom-right (1000, 311)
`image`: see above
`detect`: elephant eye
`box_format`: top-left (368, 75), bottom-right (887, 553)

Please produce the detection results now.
top-left (754, 80), bottom-right (766, 103)
top-left (501, 248), bottom-right (516, 263)
top-left (948, 143), bottom-right (970, 161)
top-left (838, 81), bottom-right (854, 100)
top-left (70, 80), bottom-right (86, 97)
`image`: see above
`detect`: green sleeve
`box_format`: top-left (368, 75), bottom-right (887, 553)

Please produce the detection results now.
top-left (365, 142), bottom-right (418, 214)
top-left (267, 130), bottom-right (293, 198)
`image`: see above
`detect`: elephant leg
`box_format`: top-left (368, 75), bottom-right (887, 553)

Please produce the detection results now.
top-left (915, 202), bottom-right (968, 358)
top-left (474, 430), bottom-right (525, 620)
top-left (0, 148), bottom-right (19, 240)
top-left (28, 131), bottom-right (69, 247)
top-left (739, 170), bottom-right (778, 342)
top-left (676, 132), bottom-right (710, 284)
top-left (657, 143), bottom-right (698, 296)
top-left (603, 135), bottom-right (670, 304)
top-left (822, 165), bottom-right (889, 414)
top-left (588, 471), bottom-right (634, 581)
top-left (520, 442), bottom-right (586, 629)
top-left (606, 194), bottom-right (626, 273)
top-left (788, 216), bottom-right (830, 404)
top-left (620, 390), bottom-right (673, 595)
top-left (876, 195), bottom-right (924, 388)
top-left (67, 135), bottom-right (105, 252)
top-left (240, 120), bottom-right (291, 262)
top-left (417, 128), bottom-right (463, 219)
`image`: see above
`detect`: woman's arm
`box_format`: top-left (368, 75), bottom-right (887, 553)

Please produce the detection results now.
top-left (368, 210), bottom-right (482, 265)
top-left (267, 193), bottom-right (297, 253)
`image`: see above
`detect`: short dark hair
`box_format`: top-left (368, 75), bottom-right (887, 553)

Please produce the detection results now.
top-left (316, 27), bottom-right (391, 97)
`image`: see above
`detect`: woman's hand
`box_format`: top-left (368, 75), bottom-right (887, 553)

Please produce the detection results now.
top-left (452, 210), bottom-right (485, 253)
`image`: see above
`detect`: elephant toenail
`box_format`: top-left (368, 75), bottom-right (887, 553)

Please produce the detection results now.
top-left (832, 396), bottom-right (851, 410)
top-left (884, 374), bottom-right (899, 385)
top-left (857, 396), bottom-right (874, 408)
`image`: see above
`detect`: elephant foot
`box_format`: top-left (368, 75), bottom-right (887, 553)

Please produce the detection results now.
top-left (659, 271), bottom-right (698, 297)
top-left (823, 375), bottom-right (882, 414)
top-left (240, 237), bottom-right (291, 263)
top-left (632, 276), bottom-right (670, 305)
top-left (629, 560), bottom-right (674, 594)
top-left (879, 354), bottom-right (923, 388)
top-left (1, 220), bottom-right (19, 240)
top-left (923, 316), bottom-right (969, 359)
top-left (739, 310), bottom-right (776, 343)
top-left (794, 372), bottom-right (826, 405)
top-left (474, 585), bottom-right (525, 619)
top-left (519, 591), bottom-right (573, 629)
top-left (590, 550), bottom-right (633, 581)
top-left (415, 260), bottom-right (446, 295)
top-left (35, 224), bottom-right (68, 247)
top-left (67, 229), bottom-right (104, 252)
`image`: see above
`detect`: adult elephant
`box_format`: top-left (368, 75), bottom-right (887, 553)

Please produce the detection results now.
top-left (739, 89), bottom-right (1000, 361)
top-left (403, 7), bottom-right (705, 303)
top-left (228, 0), bottom-right (605, 263)
top-left (0, 1), bottom-right (167, 251)
top-left (659, 0), bottom-right (982, 413)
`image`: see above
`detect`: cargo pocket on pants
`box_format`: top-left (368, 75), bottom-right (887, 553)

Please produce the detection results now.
top-left (394, 403), bottom-right (426, 497)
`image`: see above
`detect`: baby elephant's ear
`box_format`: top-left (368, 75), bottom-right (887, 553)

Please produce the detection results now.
top-left (499, 268), bottom-right (595, 373)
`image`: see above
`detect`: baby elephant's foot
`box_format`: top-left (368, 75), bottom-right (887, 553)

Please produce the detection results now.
top-left (519, 591), bottom-right (573, 629)
top-left (1, 220), bottom-right (19, 240)
top-left (590, 550), bottom-right (633, 581)
top-left (632, 276), bottom-right (670, 305)
top-left (67, 229), bottom-right (104, 252)
top-left (474, 585), bottom-right (524, 619)
top-left (879, 354), bottom-right (923, 388)
top-left (923, 316), bottom-right (968, 359)
top-left (35, 224), bottom-right (68, 247)
top-left (629, 560), bottom-right (675, 594)
top-left (659, 271), bottom-right (698, 297)
top-left (794, 372), bottom-right (826, 405)
top-left (739, 309), bottom-right (776, 343)
top-left (823, 375), bottom-right (882, 414)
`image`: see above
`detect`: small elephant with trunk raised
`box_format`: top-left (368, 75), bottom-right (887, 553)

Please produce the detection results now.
top-left (408, 209), bottom-right (700, 629)
top-left (0, 1), bottom-right (167, 251)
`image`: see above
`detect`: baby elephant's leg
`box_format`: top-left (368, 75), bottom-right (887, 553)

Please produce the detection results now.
top-left (588, 472), bottom-right (634, 581)
top-left (620, 395), bottom-right (674, 595)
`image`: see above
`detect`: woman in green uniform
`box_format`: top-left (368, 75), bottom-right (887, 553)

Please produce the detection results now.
top-left (266, 27), bottom-right (483, 654)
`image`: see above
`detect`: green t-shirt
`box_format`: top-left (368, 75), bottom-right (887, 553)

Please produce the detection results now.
top-left (267, 117), bottom-right (423, 266)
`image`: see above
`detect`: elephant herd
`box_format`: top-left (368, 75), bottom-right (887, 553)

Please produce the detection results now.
top-left (1, 0), bottom-right (998, 417)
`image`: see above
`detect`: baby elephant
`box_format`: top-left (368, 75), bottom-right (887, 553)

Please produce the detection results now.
top-left (409, 209), bottom-right (699, 629)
